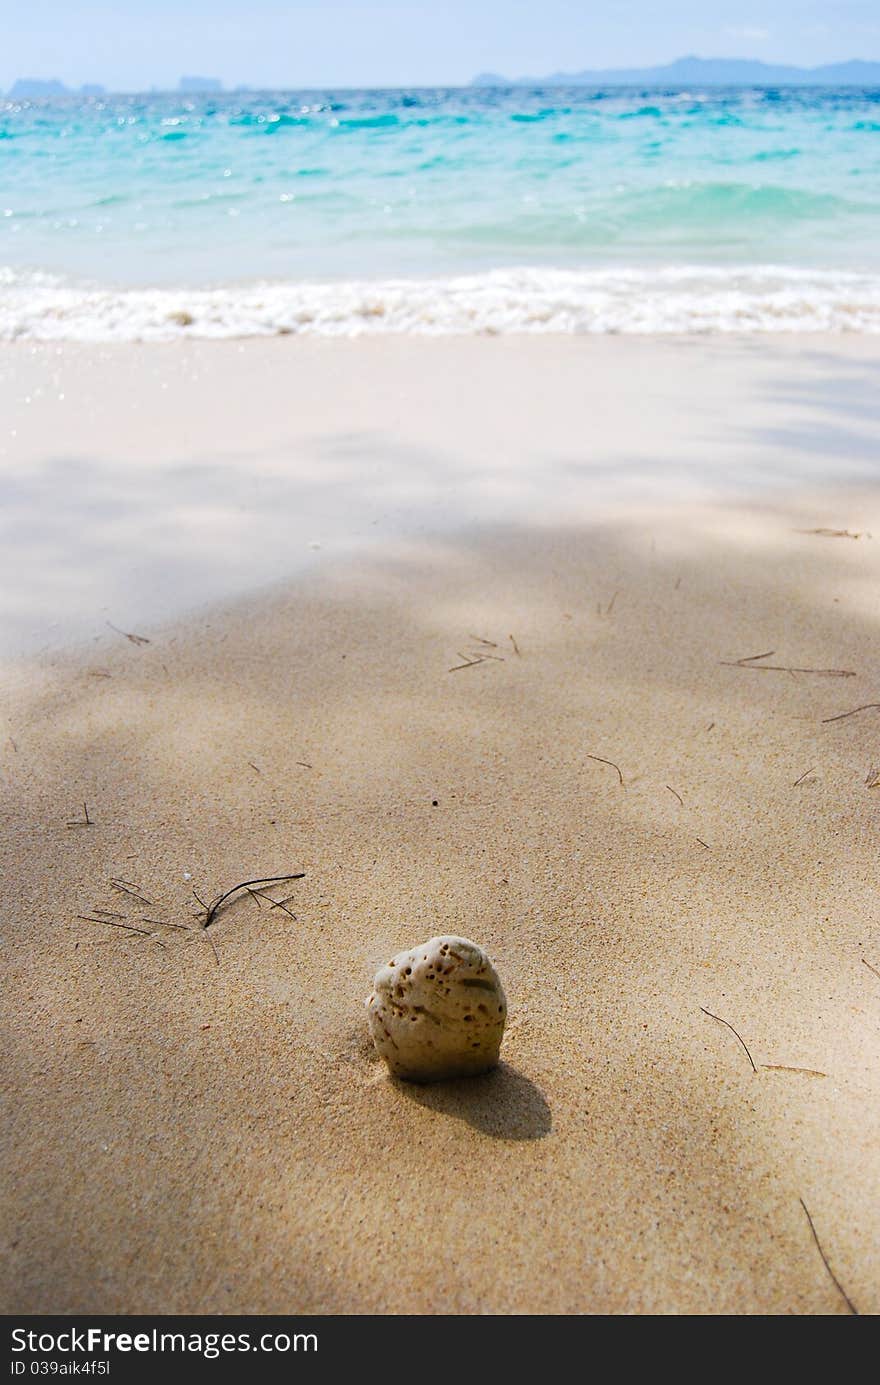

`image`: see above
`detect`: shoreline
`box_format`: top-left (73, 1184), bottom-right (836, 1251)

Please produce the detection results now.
top-left (4, 264), bottom-right (880, 340)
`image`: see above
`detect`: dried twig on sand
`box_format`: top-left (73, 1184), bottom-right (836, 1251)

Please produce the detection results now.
top-left (450, 635), bottom-right (508, 672)
top-left (822, 703), bottom-right (880, 725)
top-left (732, 649), bottom-right (774, 664)
top-left (448, 656), bottom-right (485, 672)
top-left (666, 784), bottom-right (684, 806)
top-left (793, 767), bottom-right (816, 786)
top-left (245, 885), bottom-right (299, 918)
top-left (107, 621), bottom-right (150, 646)
top-left (66, 802), bottom-right (93, 829)
top-left (109, 879), bottom-right (153, 907)
top-left (586, 754), bottom-right (624, 786)
top-left (77, 915), bottom-right (152, 937)
top-left (799, 1198), bottom-right (859, 1315)
top-left (721, 650), bottom-right (855, 678)
top-left (141, 917), bottom-right (191, 932)
top-left (761, 1065), bottom-right (826, 1078)
top-left (862, 958), bottom-right (880, 982)
top-left (794, 528), bottom-right (865, 540)
top-left (199, 874), bottom-right (305, 929)
top-left (700, 1006), bottom-right (757, 1073)
top-left (267, 892), bottom-right (299, 917)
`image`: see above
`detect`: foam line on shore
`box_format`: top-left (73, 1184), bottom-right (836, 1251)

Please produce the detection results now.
top-left (3, 263), bottom-right (880, 340)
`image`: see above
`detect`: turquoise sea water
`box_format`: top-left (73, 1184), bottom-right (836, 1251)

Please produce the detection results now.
top-left (2, 86), bottom-right (880, 335)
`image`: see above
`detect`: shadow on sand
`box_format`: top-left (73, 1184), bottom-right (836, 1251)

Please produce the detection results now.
top-left (397, 1062), bottom-right (552, 1141)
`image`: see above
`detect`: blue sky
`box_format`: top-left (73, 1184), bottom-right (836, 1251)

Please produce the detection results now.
top-left (4, 1), bottom-right (879, 91)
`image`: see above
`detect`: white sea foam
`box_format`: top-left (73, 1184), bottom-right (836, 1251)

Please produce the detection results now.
top-left (2, 265), bottom-right (880, 340)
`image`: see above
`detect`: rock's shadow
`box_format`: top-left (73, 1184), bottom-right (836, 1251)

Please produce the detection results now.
top-left (398, 1062), bottom-right (552, 1140)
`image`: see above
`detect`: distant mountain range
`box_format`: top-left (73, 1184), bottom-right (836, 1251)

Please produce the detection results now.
top-left (6, 76), bottom-right (222, 97)
top-left (472, 55), bottom-right (880, 87)
top-left (6, 58), bottom-right (880, 100)
top-left (178, 76), bottom-right (223, 92)
top-left (7, 78), bottom-right (90, 97)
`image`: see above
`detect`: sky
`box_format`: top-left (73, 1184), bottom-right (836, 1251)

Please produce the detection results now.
top-left (3, 0), bottom-right (880, 91)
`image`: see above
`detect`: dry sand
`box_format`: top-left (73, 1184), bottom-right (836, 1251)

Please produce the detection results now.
top-left (1, 336), bottom-right (879, 1314)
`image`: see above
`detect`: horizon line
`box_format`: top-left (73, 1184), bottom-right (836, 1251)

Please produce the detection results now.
top-left (6, 53), bottom-right (880, 97)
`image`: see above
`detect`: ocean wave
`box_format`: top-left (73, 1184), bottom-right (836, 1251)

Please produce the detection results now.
top-left (2, 265), bottom-right (880, 340)
top-left (628, 180), bottom-right (863, 223)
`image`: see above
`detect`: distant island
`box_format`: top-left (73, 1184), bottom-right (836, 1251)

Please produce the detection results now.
top-left (178, 76), bottom-right (223, 92)
top-left (8, 78), bottom-right (73, 97)
top-left (472, 55), bottom-right (880, 87)
top-left (3, 77), bottom-right (222, 98)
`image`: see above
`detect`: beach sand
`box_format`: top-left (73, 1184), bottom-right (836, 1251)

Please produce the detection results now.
top-left (1, 336), bottom-right (878, 1314)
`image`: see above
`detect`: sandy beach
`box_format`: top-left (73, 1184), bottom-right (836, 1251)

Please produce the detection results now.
top-left (1, 334), bottom-right (879, 1314)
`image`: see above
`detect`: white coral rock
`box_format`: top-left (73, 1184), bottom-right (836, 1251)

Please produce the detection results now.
top-left (366, 935), bottom-right (507, 1082)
